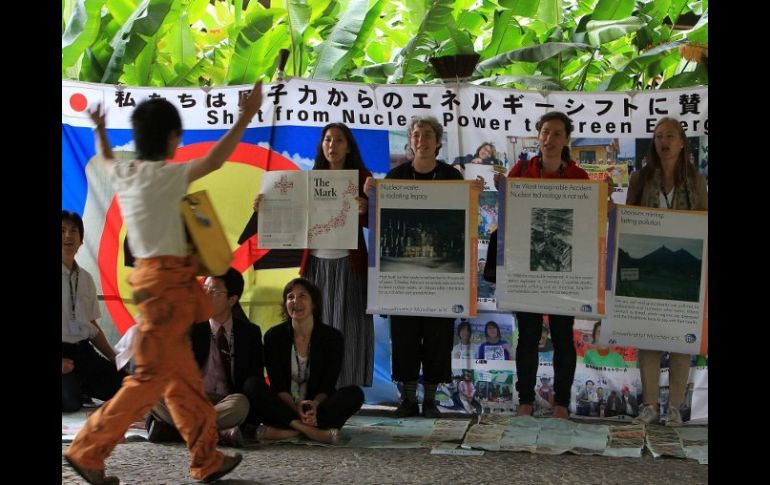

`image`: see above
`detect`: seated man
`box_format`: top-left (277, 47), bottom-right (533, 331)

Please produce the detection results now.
top-left (146, 268), bottom-right (265, 448)
top-left (62, 211), bottom-right (125, 412)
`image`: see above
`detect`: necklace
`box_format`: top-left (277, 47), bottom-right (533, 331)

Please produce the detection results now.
top-left (539, 160), bottom-right (565, 178)
top-left (661, 186), bottom-right (675, 209)
top-left (412, 163), bottom-right (438, 180)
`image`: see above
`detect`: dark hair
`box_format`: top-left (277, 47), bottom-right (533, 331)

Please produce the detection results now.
top-left (281, 277), bottom-right (323, 322)
top-left (592, 321), bottom-right (602, 342)
top-left (313, 123), bottom-right (369, 171)
top-left (474, 142), bottom-right (495, 158)
top-left (485, 321), bottom-right (501, 339)
top-left (535, 111), bottom-right (574, 163)
top-left (62, 210), bottom-right (84, 241)
top-left (642, 117), bottom-right (697, 189)
top-left (585, 380), bottom-right (594, 386)
top-left (215, 268), bottom-right (244, 300)
top-left (457, 321), bottom-right (472, 337)
top-left (131, 98), bottom-right (182, 160)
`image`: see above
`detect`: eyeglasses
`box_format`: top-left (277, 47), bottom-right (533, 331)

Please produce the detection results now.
top-left (204, 287), bottom-right (228, 296)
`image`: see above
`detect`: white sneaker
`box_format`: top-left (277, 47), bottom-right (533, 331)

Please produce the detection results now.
top-left (633, 404), bottom-right (659, 425)
top-left (665, 406), bottom-right (683, 427)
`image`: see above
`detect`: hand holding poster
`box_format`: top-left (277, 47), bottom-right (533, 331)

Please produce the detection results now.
top-left (258, 170), bottom-right (359, 249)
top-left (602, 206), bottom-right (708, 355)
top-left (496, 178), bottom-right (608, 318)
top-left (464, 164), bottom-right (497, 192)
top-left (367, 179), bottom-right (480, 318)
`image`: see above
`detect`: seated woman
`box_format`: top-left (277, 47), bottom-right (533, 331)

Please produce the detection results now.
top-left (245, 278), bottom-right (364, 444)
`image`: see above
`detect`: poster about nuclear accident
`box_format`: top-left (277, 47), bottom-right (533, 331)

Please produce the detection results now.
top-left (496, 178), bottom-right (607, 319)
top-left (367, 179), bottom-right (480, 318)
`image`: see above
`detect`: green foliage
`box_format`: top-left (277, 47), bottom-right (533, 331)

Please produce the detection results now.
top-left (61, 0), bottom-right (708, 90)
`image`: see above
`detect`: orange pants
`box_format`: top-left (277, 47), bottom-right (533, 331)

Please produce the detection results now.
top-left (65, 256), bottom-right (224, 480)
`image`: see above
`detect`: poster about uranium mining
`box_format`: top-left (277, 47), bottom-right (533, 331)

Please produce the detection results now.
top-left (602, 206), bottom-right (708, 355)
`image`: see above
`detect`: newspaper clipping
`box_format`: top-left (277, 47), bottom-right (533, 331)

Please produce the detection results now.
top-left (258, 170), bottom-right (359, 249)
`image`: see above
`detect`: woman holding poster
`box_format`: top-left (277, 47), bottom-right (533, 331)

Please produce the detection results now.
top-left (500, 111), bottom-right (589, 419)
top-left (254, 123), bottom-right (374, 388)
top-left (365, 116), bottom-right (464, 419)
top-left (627, 117), bottom-right (707, 427)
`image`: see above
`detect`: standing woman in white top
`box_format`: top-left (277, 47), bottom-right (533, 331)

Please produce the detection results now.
top-left (626, 116), bottom-right (707, 427)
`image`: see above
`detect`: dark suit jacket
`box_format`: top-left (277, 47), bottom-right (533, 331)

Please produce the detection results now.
top-left (263, 320), bottom-right (343, 400)
top-left (190, 316), bottom-right (265, 392)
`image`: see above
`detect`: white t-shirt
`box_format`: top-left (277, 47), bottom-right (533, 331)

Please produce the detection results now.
top-left (111, 160), bottom-right (191, 257)
top-left (61, 262), bottom-right (100, 343)
top-left (452, 342), bottom-right (479, 359)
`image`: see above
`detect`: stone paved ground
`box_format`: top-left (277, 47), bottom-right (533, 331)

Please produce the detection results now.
top-left (62, 440), bottom-right (707, 484)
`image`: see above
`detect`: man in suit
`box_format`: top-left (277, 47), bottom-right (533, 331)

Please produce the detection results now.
top-left (145, 268), bottom-right (264, 448)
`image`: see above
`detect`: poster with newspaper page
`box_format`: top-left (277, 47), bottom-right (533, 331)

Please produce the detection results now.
top-left (258, 170), bottom-right (358, 249)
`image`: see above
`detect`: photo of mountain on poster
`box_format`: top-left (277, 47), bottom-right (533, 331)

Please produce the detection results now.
top-left (615, 234), bottom-right (703, 302)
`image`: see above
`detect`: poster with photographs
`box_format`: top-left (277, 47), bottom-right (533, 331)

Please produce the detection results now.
top-left (367, 179), bottom-right (480, 317)
top-left (496, 178), bottom-right (608, 318)
top-left (603, 206), bottom-right (708, 355)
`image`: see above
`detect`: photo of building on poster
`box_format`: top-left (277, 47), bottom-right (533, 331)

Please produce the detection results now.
top-left (616, 234), bottom-right (704, 302)
top-left (530, 208), bottom-right (574, 272)
top-left (379, 209), bottom-right (465, 273)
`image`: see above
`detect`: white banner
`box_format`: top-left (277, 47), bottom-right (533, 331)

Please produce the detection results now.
top-left (62, 80), bottom-right (709, 146)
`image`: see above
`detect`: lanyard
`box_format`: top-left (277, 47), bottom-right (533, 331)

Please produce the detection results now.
top-left (539, 160), bottom-right (565, 178)
top-left (68, 265), bottom-right (80, 320)
top-left (293, 342), bottom-right (310, 386)
top-left (411, 163), bottom-right (438, 180)
top-left (661, 186), bottom-right (675, 209)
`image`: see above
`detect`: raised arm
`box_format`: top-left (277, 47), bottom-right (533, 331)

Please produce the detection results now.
top-left (88, 104), bottom-right (114, 170)
top-left (188, 80), bottom-right (264, 182)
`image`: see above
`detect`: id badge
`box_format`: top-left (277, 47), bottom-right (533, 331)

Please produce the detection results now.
top-left (68, 319), bottom-right (81, 336)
